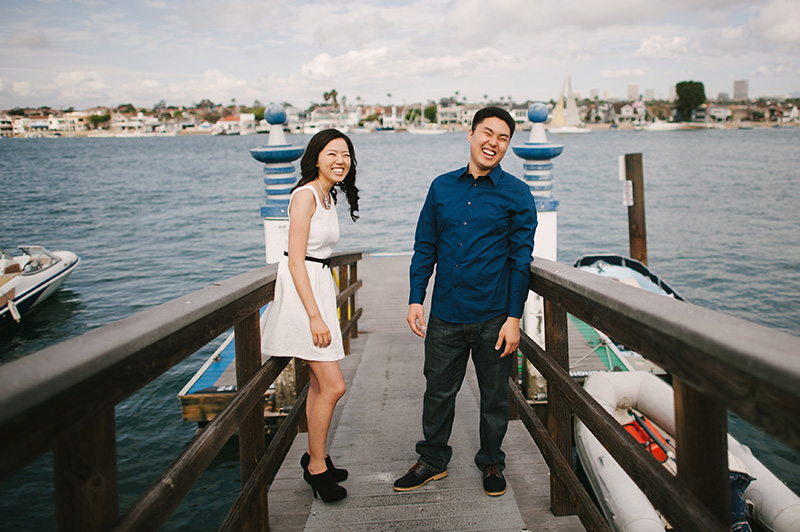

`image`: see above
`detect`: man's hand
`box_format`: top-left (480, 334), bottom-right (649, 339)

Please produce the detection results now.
top-left (496, 317), bottom-right (520, 358)
top-left (407, 303), bottom-right (427, 338)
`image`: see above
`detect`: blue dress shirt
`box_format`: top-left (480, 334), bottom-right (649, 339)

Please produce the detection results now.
top-left (409, 164), bottom-right (538, 323)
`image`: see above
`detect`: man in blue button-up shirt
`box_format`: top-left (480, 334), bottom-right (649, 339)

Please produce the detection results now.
top-left (394, 107), bottom-right (538, 497)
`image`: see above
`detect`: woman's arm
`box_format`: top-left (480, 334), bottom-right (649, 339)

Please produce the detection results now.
top-left (287, 188), bottom-right (331, 348)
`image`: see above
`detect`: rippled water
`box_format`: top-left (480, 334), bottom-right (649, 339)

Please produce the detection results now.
top-left (1, 128), bottom-right (798, 530)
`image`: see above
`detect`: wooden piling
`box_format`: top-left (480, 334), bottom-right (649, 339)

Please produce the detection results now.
top-left (625, 153), bottom-right (648, 265)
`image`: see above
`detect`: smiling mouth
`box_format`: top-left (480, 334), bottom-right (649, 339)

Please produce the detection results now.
top-left (332, 167), bottom-right (345, 176)
top-left (482, 148), bottom-right (496, 158)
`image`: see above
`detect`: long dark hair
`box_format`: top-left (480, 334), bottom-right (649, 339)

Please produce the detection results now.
top-left (294, 128), bottom-right (360, 222)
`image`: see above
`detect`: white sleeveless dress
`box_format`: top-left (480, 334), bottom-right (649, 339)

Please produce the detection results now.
top-left (261, 184), bottom-right (344, 362)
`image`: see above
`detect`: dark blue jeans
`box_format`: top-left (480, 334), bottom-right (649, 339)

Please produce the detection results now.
top-left (416, 314), bottom-right (512, 472)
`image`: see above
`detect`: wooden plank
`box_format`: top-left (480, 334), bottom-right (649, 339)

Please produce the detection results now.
top-left (544, 299), bottom-right (574, 516)
top-left (54, 408), bottom-right (118, 532)
top-left (336, 279), bottom-right (362, 307)
top-left (509, 379), bottom-right (612, 532)
top-left (111, 356), bottom-right (290, 532)
top-left (529, 257), bottom-right (800, 452)
top-left (0, 266), bottom-right (277, 481)
top-left (236, 311), bottom-right (269, 532)
top-left (674, 377), bottom-right (730, 525)
top-left (179, 393), bottom-right (235, 423)
top-left (519, 331), bottom-right (727, 531)
top-left (219, 383), bottom-right (309, 532)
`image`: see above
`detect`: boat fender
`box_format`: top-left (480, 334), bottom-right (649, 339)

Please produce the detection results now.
top-left (8, 299), bottom-right (21, 322)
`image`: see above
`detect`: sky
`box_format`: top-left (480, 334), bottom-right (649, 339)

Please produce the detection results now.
top-left (1, 0), bottom-right (799, 111)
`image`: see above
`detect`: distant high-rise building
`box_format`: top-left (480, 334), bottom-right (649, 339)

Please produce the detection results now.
top-left (645, 89), bottom-right (655, 100)
top-left (734, 80), bottom-right (748, 100)
top-left (718, 92), bottom-right (730, 101)
top-left (669, 85), bottom-right (677, 101)
top-left (627, 83), bottom-right (639, 101)
top-left (590, 89), bottom-right (599, 100)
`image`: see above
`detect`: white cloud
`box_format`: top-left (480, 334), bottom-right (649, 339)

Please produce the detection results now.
top-left (748, 0), bottom-right (800, 48)
top-left (5, 32), bottom-right (52, 49)
top-left (634, 35), bottom-right (689, 59)
top-left (602, 68), bottom-right (648, 79)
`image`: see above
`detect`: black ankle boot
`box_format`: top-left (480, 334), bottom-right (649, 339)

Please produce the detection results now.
top-left (303, 468), bottom-right (347, 502)
top-left (301, 452), bottom-right (348, 482)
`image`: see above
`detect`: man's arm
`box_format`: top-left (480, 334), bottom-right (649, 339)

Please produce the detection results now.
top-left (497, 186), bottom-right (538, 356)
top-left (408, 183), bottom-right (438, 335)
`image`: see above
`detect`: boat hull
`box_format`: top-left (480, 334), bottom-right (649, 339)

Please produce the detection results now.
top-left (575, 372), bottom-right (800, 532)
top-left (0, 250), bottom-right (79, 326)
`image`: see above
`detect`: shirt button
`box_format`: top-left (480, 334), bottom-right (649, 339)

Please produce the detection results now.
top-left (463, 222), bottom-right (467, 226)
top-left (473, 183), bottom-right (477, 187)
top-left (456, 264), bottom-right (459, 268)
top-left (459, 243), bottom-right (463, 247)
top-left (467, 201), bottom-right (472, 205)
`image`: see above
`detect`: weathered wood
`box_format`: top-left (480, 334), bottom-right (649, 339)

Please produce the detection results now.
top-left (295, 359), bottom-right (309, 433)
top-left (349, 262), bottom-right (359, 339)
top-left (111, 356), bottom-right (290, 532)
top-left (219, 383), bottom-right (309, 532)
top-left (625, 153), bottom-right (648, 265)
top-left (338, 264), bottom-right (350, 354)
top-left (0, 266), bottom-right (277, 480)
top-left (544, 299), bottom-right (574, 516)
top-left (340, 306), bottom-right (362, 344)
top-left (179, 393), bottom-right (235, 423)
top-left (328, 252), bottom-right (362, 269)
top-left (674, 377), bottom-right (731, 525)
top-left (336, 279), bottom-right (362, 307)
top-left (529, 257), bottom-right (800, 453)
top-left (519, 332), bottom-right (728, 532)
top-left (54, 408), bottom-right (118, 532)
top-left (509, 379), bottom-right (612, 532)
top-left (235, 311), bottom-right (268, 532)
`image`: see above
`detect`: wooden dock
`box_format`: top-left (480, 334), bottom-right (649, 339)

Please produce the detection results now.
top-left (267, 255), bottom-right (584, 531)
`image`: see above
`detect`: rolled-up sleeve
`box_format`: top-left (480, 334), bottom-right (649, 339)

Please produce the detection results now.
top-left (507, 192), bottom-right (538, 318)
top-left (409, 184), bottom-right (438, 305)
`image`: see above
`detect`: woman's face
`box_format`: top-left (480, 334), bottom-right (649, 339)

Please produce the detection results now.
top-left (316, 138), bottom-right (351, 185)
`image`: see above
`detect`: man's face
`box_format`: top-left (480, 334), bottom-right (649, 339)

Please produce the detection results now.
top-left (467, 116), bottom-right (511, 176)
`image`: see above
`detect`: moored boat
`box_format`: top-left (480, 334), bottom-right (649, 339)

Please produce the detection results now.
top-left (575, 371), bottom-right (800, 532)
top-left (0, 245), bottom-right (80, 326)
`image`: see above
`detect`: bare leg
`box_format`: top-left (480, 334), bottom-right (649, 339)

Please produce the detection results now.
top-left (306, 360), bottom-right (346, 475)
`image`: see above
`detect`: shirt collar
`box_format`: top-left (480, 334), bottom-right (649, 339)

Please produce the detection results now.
top-left (458, 164), bottom-right (504, 186)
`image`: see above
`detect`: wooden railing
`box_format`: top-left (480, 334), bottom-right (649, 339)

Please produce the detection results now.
top-left (510, 257), bottom-right (800, 532)
top-left (0, 251), bottom-right (363, 532)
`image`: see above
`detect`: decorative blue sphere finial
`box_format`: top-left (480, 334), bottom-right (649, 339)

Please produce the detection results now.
top-left (527, 102), bottom-right (549, 124)
top-left (265, 103), bottom-right (287, 125)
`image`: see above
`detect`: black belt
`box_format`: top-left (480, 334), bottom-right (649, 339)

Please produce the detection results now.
top-left (284, 251), bottom-right (331, 268)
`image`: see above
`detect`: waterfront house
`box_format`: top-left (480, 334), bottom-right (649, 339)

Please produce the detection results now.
top-left (0, 115), bottom-right (12, 136)
top-left (48, 112), bottom-right (89, 132)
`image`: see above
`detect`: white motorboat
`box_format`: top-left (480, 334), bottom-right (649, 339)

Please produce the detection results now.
top-left (407, 124), bottom-right (447, 135)
top-left (0, 245), bottom-right (80, 326)
top-left (576, 372), bottom-right (800, 532)
top-left (642, 120), bottom-right (684, 131)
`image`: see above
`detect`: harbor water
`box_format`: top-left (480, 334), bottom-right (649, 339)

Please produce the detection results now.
top-left (1, 127), bottom-right (799, 530)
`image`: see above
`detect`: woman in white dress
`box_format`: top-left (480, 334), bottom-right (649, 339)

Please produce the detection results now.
top-left (262, 129), bottom-right (359, 502)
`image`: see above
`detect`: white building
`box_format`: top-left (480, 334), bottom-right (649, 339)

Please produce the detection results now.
top-left (0, 116), bottom-right (12, 136)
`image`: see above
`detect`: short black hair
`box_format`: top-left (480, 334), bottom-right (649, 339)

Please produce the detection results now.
top-left (471, 106), bottom-right (515, 138)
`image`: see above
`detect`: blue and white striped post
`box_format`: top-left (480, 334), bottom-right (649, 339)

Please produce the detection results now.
top-left (512, 103), bottom-right (564, 354)
top-left (250, 104), bottom-right (304, 264)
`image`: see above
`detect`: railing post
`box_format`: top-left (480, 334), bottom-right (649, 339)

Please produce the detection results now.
top-left (349, 261), bottom-right (358, 339)
top-left (54, 408), bottom-right (118, 532)
top-left (235, 310), bottom-right (268, 532)
top-left (295, 359), bottom-right (309, 433)
top-left (544, 299), bottom-right (575, 516)
top-left (338, 264), bottom-right (350, 354)
top-left (673, 377), bottom-right (730, 526)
